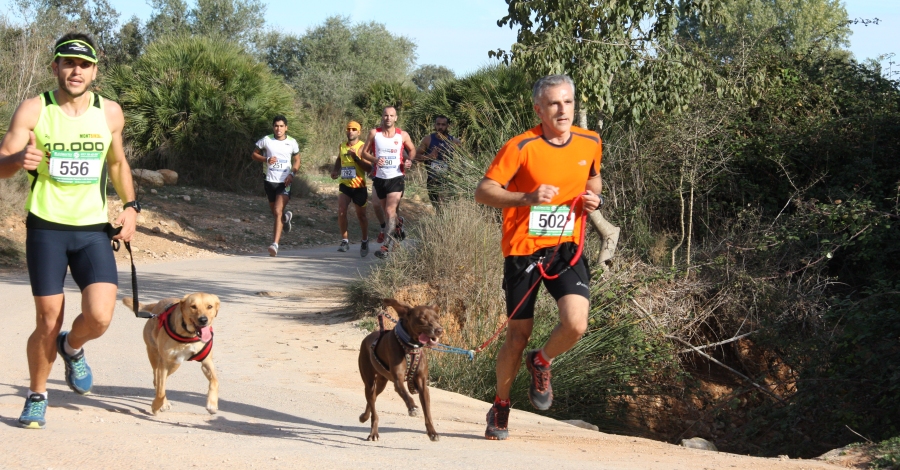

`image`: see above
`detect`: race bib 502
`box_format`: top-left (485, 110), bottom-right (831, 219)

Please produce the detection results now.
top-left (528, 205), bottom-right (574, 237)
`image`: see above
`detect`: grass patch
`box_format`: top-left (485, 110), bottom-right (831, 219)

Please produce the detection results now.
top-left (872, 436), bottom-right (900, 469)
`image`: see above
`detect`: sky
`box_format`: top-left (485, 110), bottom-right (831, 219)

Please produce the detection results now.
top-left (2, 0), bottom-right (897, 76)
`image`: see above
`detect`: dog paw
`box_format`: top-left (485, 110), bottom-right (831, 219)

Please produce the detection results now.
top-left (366, 433), bottom-right (379, 441)
top-left (429, 433), bottom-right (440, 442)
top-left (151, 398), bottom-right (170, 415)
top-left (206, 405), bottom-right (218, 415)
top-left (408, 407), bottom-right (419, 417)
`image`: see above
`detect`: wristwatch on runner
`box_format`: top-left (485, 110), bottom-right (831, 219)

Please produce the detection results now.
top-left (123, 200), bottom-right (142, 213)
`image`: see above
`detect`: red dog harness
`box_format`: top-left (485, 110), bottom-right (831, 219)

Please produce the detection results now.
top-left (156, 303), bottom-right (214, 362)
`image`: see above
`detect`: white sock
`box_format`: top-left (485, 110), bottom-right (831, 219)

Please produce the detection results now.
top-left (28, 390), bottom-right (47, 400)
top-left (64, 335), bottom-right (82, 356)
top-left (361, 239), bottom-right (368, 243)
top-left (342, 238), bottom-right (349, 243)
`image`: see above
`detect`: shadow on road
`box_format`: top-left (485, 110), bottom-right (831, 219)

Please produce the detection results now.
top-left (0, 381), bottom-right (479, 444)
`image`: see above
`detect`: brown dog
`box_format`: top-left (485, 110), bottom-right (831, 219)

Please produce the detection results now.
top-left (358, 298), bottom-right (444, 441)
top-left (123, 293), bottom-right (220, 416)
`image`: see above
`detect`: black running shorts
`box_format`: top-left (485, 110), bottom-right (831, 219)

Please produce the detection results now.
top-left (26, 228), bottom-right (118, 296)
top-left (339, 184), bottom-right (368, 207)
top-left (502, 242), bottom-right (591, 319)
top-left (264, 179), bottom-right (291, 203)
top-left (373, 176), bottom-right (405, 200)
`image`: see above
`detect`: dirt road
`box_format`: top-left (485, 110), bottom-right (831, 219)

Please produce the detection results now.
top-left (0, 247), bottom-right (839, 469)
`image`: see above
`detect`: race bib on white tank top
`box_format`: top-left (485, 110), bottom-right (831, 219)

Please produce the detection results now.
top-left (373, 128), bottom-right (404, 180)
top-left (256, 135), bottom-right (299, 183)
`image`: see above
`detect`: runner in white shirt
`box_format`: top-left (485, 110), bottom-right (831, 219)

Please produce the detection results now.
top-left (361, 106), bottom-right (416, 258)
top-left (251, 115), bottom-right (300, 256)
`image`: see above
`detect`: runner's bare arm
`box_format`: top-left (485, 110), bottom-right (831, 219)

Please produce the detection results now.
top-left (582, 175), bottom-right (602, 213)
top-left (416, 135), bottom-right (431, 161)
top-left (0, 97), bottom-right (43, 178)
top-left (402, 132), bottom-right (416, 169)
top-left (403, 132), bottom-right (416, 160)
top-left (252, 147), bottom-right (275, 164)
top-left (475, 177), bottom-right (559, 208)
top-left (330, 153), bottom-right (341, 179)
top-left (104, 100), bottom-right (138, 242)
top-left (285, 151), bottom-right (300, 185)
top-left (291, 151), bottom-right (301, 174)
top-left (348, 146), bottom-right (372, 172)
top-left (360, 129), bottom-right (378, 164)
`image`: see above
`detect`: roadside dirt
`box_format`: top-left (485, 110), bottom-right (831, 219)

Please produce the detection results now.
top-left (0, 176), bottom-right (434, 267)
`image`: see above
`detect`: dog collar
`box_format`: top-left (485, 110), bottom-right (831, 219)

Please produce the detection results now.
top-left (394, 321), bottom-right (422, 350)
top-left (156, 303), bottom-right (214, 362)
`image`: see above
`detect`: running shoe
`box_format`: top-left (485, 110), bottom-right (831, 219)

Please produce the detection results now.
top-left (360, 240), bottom-right (369, 258)
top-left (56, 332), bottom-right (93, 395)
top-left (337, 240), bottom-right (350, 252)
top-left (525, 350), bottom-right (553, 410)
top-left (374, 245), bottom-right (389, 259)
top-left (18, 393), bottom-right (47, 429)
top-left (376, 231), bottom-right (385, 244)
top-left (484, 402), bottom-right (510, 440)
top-left (282, 210), bottom-right (293, 232)
top-left (268, 243), bottom-right (278, 257)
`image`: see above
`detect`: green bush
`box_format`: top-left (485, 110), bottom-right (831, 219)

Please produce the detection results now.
top-left (106, 35), bottom-right (301, 190)
top-left (407, 64), bottom-right (534, 154)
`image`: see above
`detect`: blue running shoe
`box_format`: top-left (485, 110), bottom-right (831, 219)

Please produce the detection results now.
top-left (18, 394), bottom-right (47, 429)
top-left (56, 332), bottom-right (93, 395)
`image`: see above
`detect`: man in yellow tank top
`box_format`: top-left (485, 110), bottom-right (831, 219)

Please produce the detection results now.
top-left (0, 33), bottom-right (138, 429)
top-left (330, 121), bottom-right (372, 256)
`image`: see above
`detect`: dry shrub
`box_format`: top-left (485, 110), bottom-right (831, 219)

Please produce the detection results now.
top-left (0, 172), bottom-right (27, 219)
top-left (289, 173), bottom-right (318, 199)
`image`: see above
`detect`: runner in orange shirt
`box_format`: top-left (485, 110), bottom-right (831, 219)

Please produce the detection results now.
top-left (474, 74), bottom-right (603, 440)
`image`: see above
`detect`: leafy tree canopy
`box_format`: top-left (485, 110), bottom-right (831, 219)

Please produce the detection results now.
top-left (259, 15), bottom-right (417, 117)
top-left (411, 64), bottom-right (455, 91)
top-left (492, 0), bottom-right (722, 127)
top-left (678, 0), bottom-right (851, 58)
top-left (145, 0), bottom-right (264, 44)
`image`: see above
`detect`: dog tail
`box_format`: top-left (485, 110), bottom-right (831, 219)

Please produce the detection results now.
top-left (122, 297), bottom-right (147, 311)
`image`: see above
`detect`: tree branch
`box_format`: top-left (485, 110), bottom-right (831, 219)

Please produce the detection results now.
top-left (665, 335), bottom-right (786, 404)
top-left (676, 331), bottom-right (756, 354)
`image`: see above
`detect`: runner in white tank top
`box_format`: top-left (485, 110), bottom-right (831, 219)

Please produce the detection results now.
top-left (361, 106), bottom-right (416, 258)
top-left (373, 129), bottom-right (405, 180)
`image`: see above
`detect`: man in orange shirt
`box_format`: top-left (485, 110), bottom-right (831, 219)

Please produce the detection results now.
top-left (475, 74), bottom-right (603, 440)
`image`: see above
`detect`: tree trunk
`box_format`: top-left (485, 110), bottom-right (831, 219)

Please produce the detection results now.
top-left (672, 170), bottom-right (686, 267)
top-left (685, 179), bottom-right (694, 277)
top-left (578, 108), bottom-right (587, 129)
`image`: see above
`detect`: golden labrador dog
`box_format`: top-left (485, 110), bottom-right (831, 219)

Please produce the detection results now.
top-left (123, 293), bottom-right (220, 415)
top-left (358, 298), bottom-right (444, 441)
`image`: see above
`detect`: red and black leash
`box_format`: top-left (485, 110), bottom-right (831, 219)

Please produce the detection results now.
top-left (472, 192), bottom-right (589, 354)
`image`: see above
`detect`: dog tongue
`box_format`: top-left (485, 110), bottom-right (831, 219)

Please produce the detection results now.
top-left (418, 333), bottom-right (434, 345)
top-left (199, 327), bottom-right (212, 343)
